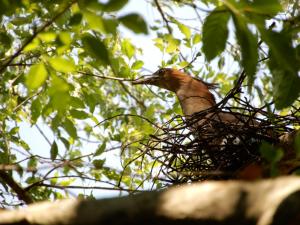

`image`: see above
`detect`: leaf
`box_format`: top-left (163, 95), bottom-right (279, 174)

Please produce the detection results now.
top-left (38, 32), bottom-right (56, 43)
top-left (31, 98), bottom-right (42, 123)
top-left (69, 97), bottom-right (85, 109)
top-left (60, 137), bottom-right (70, 150)
top-left (93, 159), bottom-right (105, 169)
top-left (70, 109), bottom-right (89, 120)
top-left (48, 57), bottom-right (75, 73)
top-left (63, 118), bottom-right (77, 139)
top-left (95, 142), bottom-right (106, 156)
top-left (202, 7), bottom-right (230, 61)
top-left (121, 39), bottom-right (135, 59)
top-left (83, 11), bottom-right (105, 33)
top-left (103, 18), bottom-right (119, 34)
top-left (48, 76), bottom-right (71, 112)
top-left (131, 60), bottom-right (144, 70)
top-left (69, 12), bottom-right (82, 26)
top-left (27, 157), bottom-right (37, 170)
top-left (25, 63), bottom-right (48, 90)
top-left (260, 29), bottom-right (298, 78)
top-left (233, 14), bottom-right (258, 87)
top-left (0, 31), bottom-right (11, 48)
top-left (192, 34), bottom-right (201, 44)
top-left (259, 142), bottom-right (283, 163)
top-left (50, 141), bottom-right (58, 161)
top-left (261, 29), bottom-right (300, 109)
top-left (81, 34), bottom-right (110, 65)
top-left (102, 0), bottom-right (128, 12)
top-left (269, 58), bottom-right (300, 109)
top-left (175, 21), bottom-right (191, 39)
top-left (119, 13), bottom-right (148, 34)
top-left (251, 0), bottom-right (282, 16)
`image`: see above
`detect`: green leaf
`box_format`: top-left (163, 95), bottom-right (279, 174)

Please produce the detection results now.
top-left (25, 63), bottom-right (48, 90)
top-left (70, 109), bottom-right (89, 120)
top-left (260, 29), bottom-right (300, 109)
top-left (192, 34), bottom-right (201, 44)
top-left (260, 29), bottom-right (299, 78)
top-left (95, 142), bottom-right (106, 156)
top-left (0, 31), bottom-right (12, 48)
top-left (38, 32), bottom-right (56, 43)
top-left (83, 11), bottom-right (105, 33)
top-left (251, 0), bottom-right (282, 16)
top-left (233, 15), bottom-right (258, 87)
top-left (50, 141), bottom-right (58, 161)
top-left (69, 12), bottom-right (82, 26)
top-left (175, 21), bottom-right (191, 39)
top-left (269, 59), bottom-right (300, 109)
top-left (27, 157), bottom-right (37, 170)
top-left (121, 39), bottom-right (135, 59)
top-left (103, 0), bottom-right (128, 12)
top-left (81, 34), bottom-right (110, 65)
top-left (69, 97), bottom-right (85, 109)
top-left (103, 18), bottom-right (119, 34)
top-left (259, 142), bottom-right (283, 163)
top-left (131, 60), bottom-right (144, 70)
top-left (119, 13), bottom-right (148, 34)
top-left (48, 57), bottom-right (76, 73)
top-left (31, 98), bottom-right (42, 123)
top-left (48, 76), bottom-right (71, 112)
top-left (60, 137), bottom-right (70, 150)
top-left (93, 159), bottom-right (105, 169)
top-left (202, 7), bottom-right (230, 61)
top-left (63, 118), bottom-right (77, 139)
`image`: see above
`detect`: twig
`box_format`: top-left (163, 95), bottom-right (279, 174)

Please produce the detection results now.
top-left (78, 71), bottom-right (136, 82)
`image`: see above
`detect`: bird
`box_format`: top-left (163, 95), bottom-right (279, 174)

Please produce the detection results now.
top-left (132, 68), bottom-right (255, 126)
top-left (132, 68), bottom-right (300, 179)
top-left (132, 68), bottom-right (264, 179)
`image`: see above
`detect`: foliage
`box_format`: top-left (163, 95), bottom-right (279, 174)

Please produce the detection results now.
top-left (0, 0), bottom-right (299, 207)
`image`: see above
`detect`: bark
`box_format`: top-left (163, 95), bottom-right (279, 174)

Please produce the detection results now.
top-left (1, 176), bottom-right (300, 225)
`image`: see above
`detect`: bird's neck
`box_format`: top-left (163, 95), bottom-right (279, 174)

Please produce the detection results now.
top-left (175, 79), bottom-right (216, 116)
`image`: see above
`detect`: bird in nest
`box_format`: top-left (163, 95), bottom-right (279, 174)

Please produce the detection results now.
top-left (132, 68), bottom-right (299, 179)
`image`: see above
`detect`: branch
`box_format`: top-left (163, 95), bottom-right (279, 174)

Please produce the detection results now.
top-left (154, 0), bottom-right (172, 33)
top-left (78, 71), bottom-right (136, 82)
top-left (0, 171), bottom-right (33, 204)
top-left (1, 176), bottom-right (300, 225)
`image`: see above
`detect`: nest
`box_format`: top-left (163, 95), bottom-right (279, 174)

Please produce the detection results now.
top-left (138, 78), bottom-right (300, 184)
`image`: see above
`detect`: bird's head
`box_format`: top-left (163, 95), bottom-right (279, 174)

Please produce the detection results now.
top-left (132, 68), bottom-right (217, 93)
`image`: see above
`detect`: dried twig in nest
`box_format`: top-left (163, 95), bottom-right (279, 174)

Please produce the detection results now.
top-left (138, 96), bottom-right (300, 184)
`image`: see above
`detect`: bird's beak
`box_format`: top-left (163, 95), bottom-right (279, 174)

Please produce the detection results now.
top-left (132, 74), bottom-right (160, 85)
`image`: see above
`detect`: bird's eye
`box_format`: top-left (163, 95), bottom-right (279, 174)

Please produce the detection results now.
top-left (157, 68), bottom-right (165, 76)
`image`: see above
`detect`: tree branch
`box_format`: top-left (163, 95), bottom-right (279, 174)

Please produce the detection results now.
top-left (0, 171), bottom-right (33, 204)
top-left (1, 176), bottom-right (300, 225)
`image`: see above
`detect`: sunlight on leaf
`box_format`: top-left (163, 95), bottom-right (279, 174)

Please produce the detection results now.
top-left (49, 57), bottom-right (76, 73)
top-left (25, 63), bottom-right (48, 90)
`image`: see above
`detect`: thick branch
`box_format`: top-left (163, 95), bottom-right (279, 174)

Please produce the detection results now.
top-left (0, 171), bottom-right (33, 204)
top-left (1, 176), bottom-right (300, 225)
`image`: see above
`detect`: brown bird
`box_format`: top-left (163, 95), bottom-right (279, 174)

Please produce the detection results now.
top-left (132, 68), bottom-right (300, 179)
top-left (132, 68), bottom-right (251, 125)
